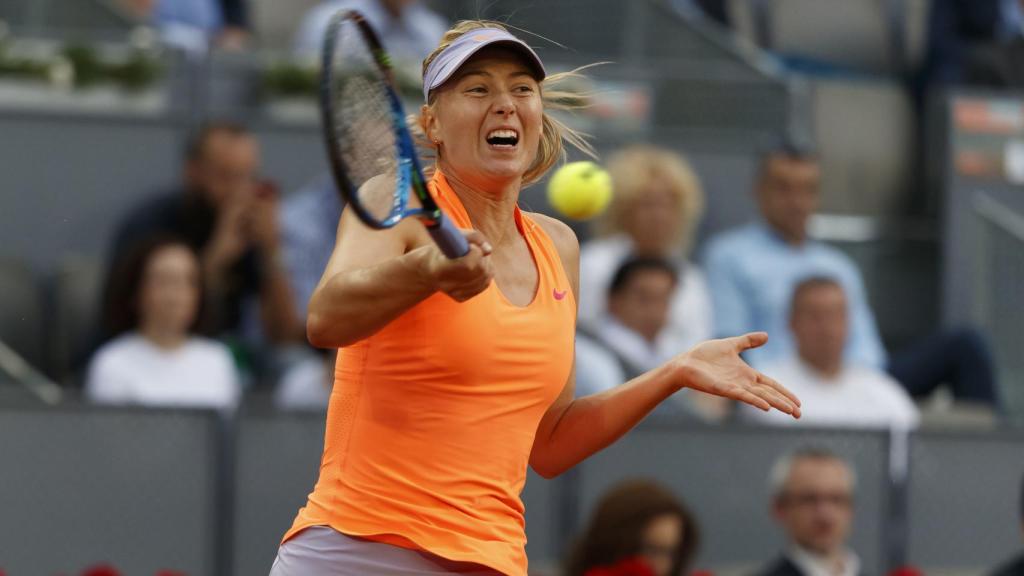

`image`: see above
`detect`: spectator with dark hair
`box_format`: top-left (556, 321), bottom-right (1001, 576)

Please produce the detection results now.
top-left (106, 122), bottom-right (301, 348)
top-left (87, 236), bottom-right (240, 410)
top-left (566, 479), bottom-right (700, 576)
top-left (989, 471), bottom-right (1024, 576)
top-left (703, 145), bottom-right (998, 408)
top-left (740, 277), bottom-right (919, 431)
top-left (755, 448), bottom-right (861, 576)
top-left (594, 257), bottom-right (680, 375)
top-left (582, 257), bottom-right (728, 421)
top-left (580, 145), bottom-right (712, 356)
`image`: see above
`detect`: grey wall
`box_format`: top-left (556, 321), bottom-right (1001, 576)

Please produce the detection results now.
top-left (233, 411), bottom-right (326, 576)
top-left (0, 111), bottom-right (183, 269)
top-left (0, 407), bottom-right (220, 575)
top-left (907, 431), bottom-right (1024, 571)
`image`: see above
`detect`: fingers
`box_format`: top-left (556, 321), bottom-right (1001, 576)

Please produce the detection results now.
top-left (758, 372), bottom-right (801, 409)
top-left (436, 229), bottom-right (494, 302)
top-left (739, 369), bottom-right (800, 418)
top-left (733, 332), bottom-right (769, 352)
top-left (729, 383), bottom-right (800, 417)
top-left (731, 388), bottom-right (771, 412)
top-left (752, 382), bottom-right (801, 418)
top-left (461, 229), bottom-right (493, 256)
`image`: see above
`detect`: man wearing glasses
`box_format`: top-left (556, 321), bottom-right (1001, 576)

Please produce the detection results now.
top-left (755, 448), bottom-right (860, 576)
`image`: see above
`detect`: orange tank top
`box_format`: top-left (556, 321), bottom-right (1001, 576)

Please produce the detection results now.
top-left (282, 171), bottom-right (576, 576)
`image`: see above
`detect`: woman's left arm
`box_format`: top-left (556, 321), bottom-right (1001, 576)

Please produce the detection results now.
top-left (528, 216), bottom-right (801, 479)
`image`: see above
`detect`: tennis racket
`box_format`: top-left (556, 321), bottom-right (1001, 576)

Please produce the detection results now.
top-left (320, 10), bottom-right (469, 259)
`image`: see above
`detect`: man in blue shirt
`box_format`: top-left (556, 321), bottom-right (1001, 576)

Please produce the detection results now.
top-left (703, 145), bottom-right (997, 406)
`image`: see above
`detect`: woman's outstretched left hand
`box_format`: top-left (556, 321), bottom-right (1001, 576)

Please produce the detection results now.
top-left (676, 332), bottom-right (801, 418)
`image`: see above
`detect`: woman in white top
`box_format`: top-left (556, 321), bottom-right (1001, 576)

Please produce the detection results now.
top-left (578, 145), bottom-right (712, 354)
top-left (87, 235), bottom-right (240, 410)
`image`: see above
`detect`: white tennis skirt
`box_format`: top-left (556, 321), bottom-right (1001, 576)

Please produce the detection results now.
top-left (269, 526), bottom-right (504, 575)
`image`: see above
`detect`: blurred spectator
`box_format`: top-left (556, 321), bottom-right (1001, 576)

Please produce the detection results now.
top-left (87, 236), bottom-right (240, 411)
top-left (275, 349), bottom-right (334, 411)
top-left (703, 144), bottom-right (998, 408)
top-left (127, 0), bottom-right (251, 53)
top-left (580, 145), bottom-right (712, 356)
top-left (106, 122), bottom-right (302, 346)
top-left (755, 448), bottom-right (860, 576)
top-left (280, 174), bottom-right (343, 324)
top-left (573, 331), bottom-right (627, 399)
top-left (566, 479), bottom-right (700, 576)
top-left (583, 257), bottom-right (728, 421)
top-left (989, 471), bottom-right (1024, 576)
top-left (293, 0), bottom-right (448, 63)
top-left (594, 257), bottom-right (679, 375)
top-left (740, 277), bottom-right (919, 431)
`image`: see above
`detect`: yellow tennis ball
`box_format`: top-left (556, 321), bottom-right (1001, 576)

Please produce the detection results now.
top-left (547, 161), bottom-right (613, 221)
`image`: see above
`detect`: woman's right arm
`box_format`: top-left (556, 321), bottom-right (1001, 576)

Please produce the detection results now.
top-left (306, 181), bottom-right (493, 348)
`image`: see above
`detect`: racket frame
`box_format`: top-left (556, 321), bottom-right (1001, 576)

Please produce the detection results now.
top-left (320, 11), bottom-right (467, 258)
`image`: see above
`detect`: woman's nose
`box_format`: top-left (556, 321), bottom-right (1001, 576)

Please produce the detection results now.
top-left (492, 93), bottom-right (515, 116)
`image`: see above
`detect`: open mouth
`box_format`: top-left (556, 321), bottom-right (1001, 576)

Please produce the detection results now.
top-left (485, 129), bottom-right (519, 148)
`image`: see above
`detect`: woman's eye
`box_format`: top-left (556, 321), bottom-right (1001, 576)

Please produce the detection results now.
top-left (515, 85), bottom-right (535, 94)
top-left (466, 86), bottom-right (487, 94)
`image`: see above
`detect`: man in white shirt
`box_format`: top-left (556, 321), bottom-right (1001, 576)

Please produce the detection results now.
top-left (595, 257), bottom-right (679, 375)
top-left (741, 276), bottom-right (919, 431)
top-left (588, 257), bottom-right (728, 421)
top-left (754, 448), bottom-right (861, 576)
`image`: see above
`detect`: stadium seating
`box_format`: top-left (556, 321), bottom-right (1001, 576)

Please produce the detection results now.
top-left (0, 257), bottom-right (45, 372)
top-left (811, 77), bottom-right (915, 216)
top-left (51, 255), bottom-right (104, 384)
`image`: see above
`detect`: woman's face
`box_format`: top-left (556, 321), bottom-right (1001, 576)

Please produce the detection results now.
top-left (639, 513), bottom-right (683, 576)
top-left (622, 177), bottom-right (683, 256)
top-left (138, 245), bottom-right (200, 335)
top-left (425, 46), bottom-right (543, 190)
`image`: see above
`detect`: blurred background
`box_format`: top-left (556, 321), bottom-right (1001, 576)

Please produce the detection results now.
top-left (0, 0), bottom-right (1022, 575)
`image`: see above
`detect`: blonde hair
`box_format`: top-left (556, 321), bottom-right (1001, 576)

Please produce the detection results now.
top-left (598, 145), bottom-right (706, 255)
top-left (418, 20), bottom-right (595, 186)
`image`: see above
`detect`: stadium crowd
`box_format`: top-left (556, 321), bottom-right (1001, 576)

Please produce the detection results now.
top-left (0, 1), bottom-right (1022, 575)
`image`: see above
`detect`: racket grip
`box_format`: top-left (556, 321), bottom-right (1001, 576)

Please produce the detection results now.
top-left (430, 216), bottom-right (471, 259)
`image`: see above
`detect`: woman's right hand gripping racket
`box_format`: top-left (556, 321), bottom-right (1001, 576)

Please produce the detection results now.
top-left (320, 10), bottom-right (469, 259)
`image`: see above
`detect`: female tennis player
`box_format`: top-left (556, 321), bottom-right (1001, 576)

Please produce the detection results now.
top-left (270, 20), bottom-right (801, 576)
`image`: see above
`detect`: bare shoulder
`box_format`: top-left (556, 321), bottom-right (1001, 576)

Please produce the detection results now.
top-left (528, 212), bottom-right (578, 251)
top-left (527, 211), bottom-right (579, 266)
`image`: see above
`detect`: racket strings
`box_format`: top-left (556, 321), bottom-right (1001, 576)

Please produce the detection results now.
top-left (329, 24), bottom-right (401, 218)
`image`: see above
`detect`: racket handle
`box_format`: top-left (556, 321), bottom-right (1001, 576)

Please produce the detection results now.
top-left (429, 215), bottom-right (471, 259)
